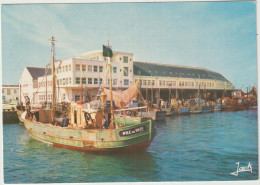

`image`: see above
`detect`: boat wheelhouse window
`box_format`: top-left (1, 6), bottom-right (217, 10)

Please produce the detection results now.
top-left (93, 66), bottom-right (98, 72)
top-left (88, 65), bottom-right (92, 72)
top-left (82, 65), bottom-right (86, 71)
top-left (76, 78), bottom-right (80, 84)
top-left (88, 78), bottom-right (92, 84)
top-left (99, 66), bottom-right (103, 72)
top-left (76, 64), bottom-right (80, 71)
top-left (124, 67), bottom-right (128, 76)
top-left (123, 56), bottom-right (128, 63)
top-left (75, 95), bottom-right (80, 102)
top-left (113, 67), bottom-right (117, 73)
top-left (82, 78), bottom-right (86, 84)
top-left (124, 79), bottom-right (129, 85)
top-left (94, 78), bottom-right (98, 84)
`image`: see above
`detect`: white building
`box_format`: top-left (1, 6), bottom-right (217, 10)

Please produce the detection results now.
top-left (2, 85), bottom-right (19, 103)
top-left (18, 49), bottom-right (233, 105)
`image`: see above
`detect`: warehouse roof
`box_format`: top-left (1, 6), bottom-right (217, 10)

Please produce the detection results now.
top-left (133, 61), bottom-right (229, 82)
top-left (26, 67), bottom-right (51, 80)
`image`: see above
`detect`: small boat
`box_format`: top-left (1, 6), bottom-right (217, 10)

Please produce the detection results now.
top-left (249, 103), bottom-right (257, 109)
top-left (201, 106), bottom-right (214, 113)
top-left (139, 110), bottom-right (166, 121)
top-left (190, 106), bottom-right (202, 114)
top-left (214, 104), bottom-right (222, 111)
top-left (161, 107), bottom-right (174, 116)
top-left (221, 104), bottom-right (234, 111)
top-left (178, 107), bottom-right (190, 115)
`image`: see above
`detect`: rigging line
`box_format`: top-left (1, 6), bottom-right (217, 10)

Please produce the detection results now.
top-left (30, 63), bottom-right (51, 104)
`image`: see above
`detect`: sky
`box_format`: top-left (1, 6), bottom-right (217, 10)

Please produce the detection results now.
top-left (1, 1), bottom-right (257, 90)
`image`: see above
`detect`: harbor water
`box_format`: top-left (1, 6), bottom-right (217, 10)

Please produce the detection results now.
top-left (3, 109), bottom-right (258, 183)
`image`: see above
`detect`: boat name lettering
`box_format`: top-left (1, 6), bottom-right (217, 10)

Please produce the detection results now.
top-left (119, 125), bottom-right (146, 137)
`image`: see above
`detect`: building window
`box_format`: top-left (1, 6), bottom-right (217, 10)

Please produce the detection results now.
top-left (124, 67), bottom-right (128, 76)
top-left (94, 78), bottom-right (98, 84)
top-left (62, 66), bottom-right (65, 72)
top-left (192, 82), bottom-right (194, 86)
top-left (69, 78), bottom-right (71, 84)
top-left (75, 95), bottom-right (80, 102)
top-left (124, 79), bottom-right (129, 85)
top-left (82, 78), bottom-right (86, 84)
top-left (47, 94), bottom-right (52, 101)
top-left (88, 65), bottom-right (92, 72)
top-left (123, 56), bottom-right (128, 63)
top-left (76, 78), bottom-right (80, 84)
top-left (63, 93), bottom-right (66, 101)
top-left (99, 79), bottom-right (103, 85)
top-left (76, 64), bottom-right (80, 71)
top-left (99, 66), bottom-right (103, 72)
top-left (2, 89), bottom-right (4, 94)
top-left (7, 89), bottom-right (10, 95)
top-left (93, 66), bottom-right (98, 72)
top-left (39, 95), bottom-right (45, 101)
top-left (66, 65), bottom-right (68, 72)
top-left (62, 79), bottom-right (65, 85)
top-left (65, 78), bottom-right (68, 84)
top-left (113, 67), bottom-right (117, 73)
top-left (82, 65), bottom-right (86, 71)
top-left (13, 89), bottom-right (17, 94)
top-left (152, 80), bottom-right (155, 85)
top-left (88, 78), bottom-right (92, 84)
top-left (113, 79), bottom-right (117, 85)
top-left (69, 65), bottom-right (71, 71)
top-left (143, 80), bottom-right (146, 86)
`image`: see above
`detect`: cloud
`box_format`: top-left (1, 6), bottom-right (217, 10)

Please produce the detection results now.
top-left (2, 4), bottom-right (86, 57)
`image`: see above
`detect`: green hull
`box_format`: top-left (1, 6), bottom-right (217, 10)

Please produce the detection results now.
top-left (114, 114), bottom-right (150, 126)
top-left (24, 119), bottom-right (156, 151)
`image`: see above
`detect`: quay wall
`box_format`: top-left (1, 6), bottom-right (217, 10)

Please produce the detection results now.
top-left (2, 109), bottom-right (20, 123)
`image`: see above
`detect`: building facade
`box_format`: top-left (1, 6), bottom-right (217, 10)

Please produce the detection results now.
top-left (2, 85), bottom-right (19, 103)
top-left (18, 50), bottom-right (233, 105)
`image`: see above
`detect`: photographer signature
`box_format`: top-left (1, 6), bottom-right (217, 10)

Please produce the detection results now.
top-left (230, 162), bottom-right (252, 176)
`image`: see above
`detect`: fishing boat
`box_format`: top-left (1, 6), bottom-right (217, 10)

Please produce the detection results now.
top-left (16, 104), bottom-right (25, 123)
top-left (201, 105), bottom-right (214, 113)
top-left (190, 106), bottom-right (202, 114)
top-left (214, 104), bottom-right (221, 111)
top-left (161, 108), bottom-right (174, 116)
top-left (23, 38), bottom-right (156, 151)
top-left (177, 107), bottom-right (190, 115)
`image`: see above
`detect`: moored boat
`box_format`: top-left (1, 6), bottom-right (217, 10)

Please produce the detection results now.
top-left (190, 106), bottom-right (202, 114)
top-left (201, 106), bottom-right (214, 113)
top-left (214, 104), bottom-right (221, 111)
top-left (178, 107), bottom-right (190, 115)
top-left (161, 107), bottom-right (174, 117)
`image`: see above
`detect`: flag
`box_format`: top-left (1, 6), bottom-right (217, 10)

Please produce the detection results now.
top-left (103, 45), bottom-right (113, 58)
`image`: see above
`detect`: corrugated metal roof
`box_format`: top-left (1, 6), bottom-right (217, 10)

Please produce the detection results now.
top-left (2, 85), bottom-right (19, 87)
top-left (133, 61), bottom-right (229, 82)
top-left (26, 67), bottom-right (51, 80)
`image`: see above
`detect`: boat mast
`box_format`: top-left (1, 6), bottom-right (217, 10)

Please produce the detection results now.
top-left (50, 36), bottom-right (56, 122)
